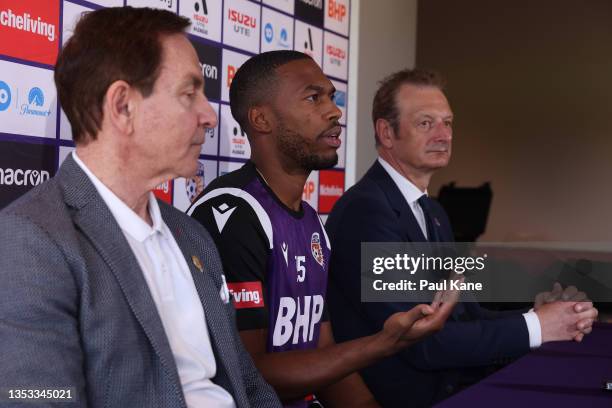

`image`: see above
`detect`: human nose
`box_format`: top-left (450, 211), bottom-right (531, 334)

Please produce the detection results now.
top-left (198, 96), bottom-right (218, 129)
top-left (325, 97), bottom-right (342, 123)
top-left (433, 120), bottom-right (452, 141)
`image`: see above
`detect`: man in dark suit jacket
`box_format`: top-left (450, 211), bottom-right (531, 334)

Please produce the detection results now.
top-left (325, 69), bottom-right (598, 407)
top-left (0, 8), bottom-right (280, 408)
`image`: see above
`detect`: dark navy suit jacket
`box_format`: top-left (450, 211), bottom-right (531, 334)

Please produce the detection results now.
top-left (326, 161), bottom-right (530, 407)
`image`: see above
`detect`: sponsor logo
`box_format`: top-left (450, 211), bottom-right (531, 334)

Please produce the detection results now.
top-left (281, 242), bottom-right (289, 266)
top-left (219, 274), bottom-right (230, 303)
top-left (231, 125), bottom-right (247, 155)
top-left (0, 81), bottom-right (11, 111)
top-left (311, 232), bottom-right (324, 266)
top-left (299, 25), bottom-right (318, 59)
top-left (264, 22), bottom-right (273, 43)
top-left (0, 8), bottom-right (55, 41)
top-left (228, 8), bottom-right (257, 37)
top-left (227, 64), bottom-right (237, 88)
top-left (212, 202), bottom-right (237, 233)
top-left (190, 40), bottom-right (221, 100)
top-left (20, 86), bottom-right (51, 117)
top-left (0, 2), bottom-right (59, 66)
top-left (191, 0), bottom-right (209, 32)
top-left (295, 0), bottom-right (324, 26)
top-left (318, 170), bottom-right (344, 213)
top-left (153, 181), bottom-right (173, 204)
top-left (0, 167), bottom-right (49, 186)
top-left (280, 28), bottom-right (288, 44)
top-left (273, 295), bottom-right (324, 346)
top-left (327, 0), bottom-right (346, 22)
top-left (302, 180), bottom-right (315, 200)
top-left (320, 184), bottom-right (343, 196)
top-left (334, 90), bottom-right (346, 108)
top-left (201, 62), bottom-right (218, 81)
top-left (0, 141), bottom-right (55, 209)
top-left (194, 0), bottom-right (208, 15)
top-left (326, 45), bottom-right (346, 66)
top-left (227, 281), bottom-right (265, 309)
top-left (186, 161), bottom-right (205, 202)
top-left (298, 0), bottom-right (322, 9)
top-left (264, 21), bottom-right (290, 49)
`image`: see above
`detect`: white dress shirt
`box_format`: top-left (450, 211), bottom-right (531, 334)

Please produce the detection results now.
top-left (73, 152), bottom-right (236, 407)
top-left (377, 156), bottom-right (542, 348)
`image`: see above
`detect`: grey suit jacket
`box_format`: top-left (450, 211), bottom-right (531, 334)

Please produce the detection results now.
top-left (0, 156), bottom-right (281, 408)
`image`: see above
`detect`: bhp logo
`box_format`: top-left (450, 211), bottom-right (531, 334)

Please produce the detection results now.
top-left (327, 0), bottom-right (346, 22)
top-left (227, 65), bottom-right (236, 87)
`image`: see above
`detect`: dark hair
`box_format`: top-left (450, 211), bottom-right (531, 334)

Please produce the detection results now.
top-left (372, 69), bottom-right (445, 145)
top-left (229, 50), bottom-right (312, 134)
top-left (54, 7), bottom-right (190, 144)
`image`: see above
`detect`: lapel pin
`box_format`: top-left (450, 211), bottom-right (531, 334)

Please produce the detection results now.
top-left (191, 255), bottom-right (204, 273)
top-left (434, 217), bottom-right (441, 227)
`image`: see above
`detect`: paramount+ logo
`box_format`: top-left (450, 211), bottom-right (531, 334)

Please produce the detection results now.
top-left (0, 167), bottom-right (49, 186)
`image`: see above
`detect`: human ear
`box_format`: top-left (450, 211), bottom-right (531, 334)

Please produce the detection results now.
top-left (248, 106), bottom-right (273, 134)
top-left (376, 118), bottom-right (395, 148)
top-left (104, 80), bottom-right (136, 134)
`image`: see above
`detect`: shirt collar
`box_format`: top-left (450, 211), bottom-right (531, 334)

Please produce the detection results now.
top-left (72, 151), bottom-right (163, 242)
top-left (377, 157), bottom-right (427, 204)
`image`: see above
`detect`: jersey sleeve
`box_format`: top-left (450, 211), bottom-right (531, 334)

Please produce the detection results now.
top-left (190, 192), bottom-right (271, 330)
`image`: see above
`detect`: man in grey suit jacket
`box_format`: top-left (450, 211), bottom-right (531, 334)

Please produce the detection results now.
top-left (0, 7), bottom-right (280, 408)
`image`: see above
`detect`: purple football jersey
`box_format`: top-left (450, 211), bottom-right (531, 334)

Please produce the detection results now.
top-left (243, 177), bottom-right (331, 353)
top-left (189, 162), bottom-right (331, 408)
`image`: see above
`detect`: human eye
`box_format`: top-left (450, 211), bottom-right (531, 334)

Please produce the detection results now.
top-left (306, 93), bottom-right (319, 102)
top-left (417, 119), bottom-right (432, 130)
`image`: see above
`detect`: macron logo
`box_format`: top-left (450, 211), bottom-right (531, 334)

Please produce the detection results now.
top-left (281, 242), bottom-right (289, 266)
top-left (212, 202), bottom-right (236, 233)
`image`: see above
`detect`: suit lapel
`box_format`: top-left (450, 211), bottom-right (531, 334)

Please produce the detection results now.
top-left (366, 161), bottom-right (427, 242)
top-left (160, 206), bottom-right (240, 398)
top-left (58, 156), bottom-right (187, 408)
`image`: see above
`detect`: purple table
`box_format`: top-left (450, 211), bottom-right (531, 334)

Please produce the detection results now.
top-left (436, 323), bottom-right (612, 407)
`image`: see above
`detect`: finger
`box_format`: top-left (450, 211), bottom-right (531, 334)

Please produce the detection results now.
top-left (575, 307), bottom-right (598, 322)
top-left (533, 292), bottom-right (547, 310)
top-left (547, 282), bottom-right (563, 302)
top-left (574, 301), bottom-right (593, 313)
top-left (572, 291), bottom-right (587, 302)
top-left (561, 286), bottom-right (578, 301)
top-left (574, 332), bottom-right (584, 342)
top-left (576, 318), bottom-right (593, 332)
top-left (431, 290), bottom-right (443, 309)
top-left (420, 304), bottom-right (436, 316)
top-left (434, 295), bottom-right (458, 321)
top-left (400, 304), bottom-right (431, 327)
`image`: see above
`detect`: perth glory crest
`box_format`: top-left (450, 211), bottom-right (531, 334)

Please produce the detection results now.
top-left (311, 232), bottom-right (324, 267)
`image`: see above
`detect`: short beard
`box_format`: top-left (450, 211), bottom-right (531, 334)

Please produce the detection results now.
top-left (277, 122), bottom-right (338, 171)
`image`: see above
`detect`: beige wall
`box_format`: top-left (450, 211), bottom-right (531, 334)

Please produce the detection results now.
top-left (417, 0), bottom-right (612, 242)
top-left (350, 0), bottom-right (418, 184)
